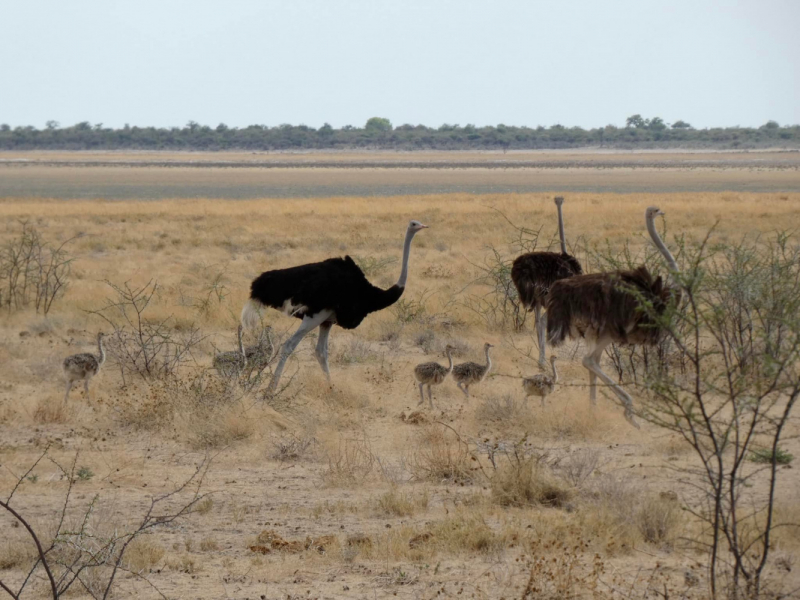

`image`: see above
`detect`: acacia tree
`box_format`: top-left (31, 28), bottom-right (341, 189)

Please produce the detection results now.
top-left (0, 447), bottom-right (211, 599)
top-left (628, 230), bottom-right (800, 599)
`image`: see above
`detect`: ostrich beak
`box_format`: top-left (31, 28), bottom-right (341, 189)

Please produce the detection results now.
top-left (419, 224), bottom-right (429, 229)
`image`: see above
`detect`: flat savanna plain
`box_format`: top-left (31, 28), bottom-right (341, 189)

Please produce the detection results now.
top-left (1, 153), bottom-right (799, 599)
top-left (1, 150), bottom-right (799, 198)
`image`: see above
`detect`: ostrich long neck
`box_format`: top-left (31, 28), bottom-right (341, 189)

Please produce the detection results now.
top-left (97, 336), bottom-right (106, 366)
top-left (482, 347), bottom-right (492, 379)
top-left (396, 226), bottom-right (416, 288)
top-left (646, 213), bottom-right (679, 276)
top-left (551, 359), bottom-right (559, 384)
top-left (556, 201), bottom-right (567, 254)
top-left (445, 348), bottom-right (454, 373)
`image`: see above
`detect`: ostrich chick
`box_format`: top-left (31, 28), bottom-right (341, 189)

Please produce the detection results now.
top-left (452, 342), bottom-right (494, 398)
top-left (213, 324), bottom-right (247, 378)
top-left (523, 355), bottom-right (559, 407)
top-left (414, 344), bottom-right (456, 409)
top-left (63, 332), bottom-right (106, 402)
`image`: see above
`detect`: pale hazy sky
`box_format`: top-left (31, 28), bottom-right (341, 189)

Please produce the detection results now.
top-left (1, 1), bottom-right (798, 130)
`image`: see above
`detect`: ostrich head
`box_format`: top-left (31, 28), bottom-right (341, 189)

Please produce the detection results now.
top-left (554, 196), bottom-right (564, 207)
top-left (484, 342), bottom-right (495, 350)
top-left (408, 220), bottom-right (429, 232)
top-left (646, 206), bottom-right (665, 220)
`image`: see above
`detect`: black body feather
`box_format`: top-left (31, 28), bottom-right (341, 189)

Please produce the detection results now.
top-left (249, 256), bottom-right (403, 330)
top-left (511, 252), bottom-right (583, 311)
top-left (546, 265), bottom-right (679, 347)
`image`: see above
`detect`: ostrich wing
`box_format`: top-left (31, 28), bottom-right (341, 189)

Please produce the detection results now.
top-left (511, 251), bottom-right (583, 309)
top-left (546, 266), bottom-right (674, 347)
top-left (250, 256), bottom-right (402, 329)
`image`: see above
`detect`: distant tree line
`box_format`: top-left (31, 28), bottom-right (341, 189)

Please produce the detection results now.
top-left (0, 116), bottom-right (797, 151)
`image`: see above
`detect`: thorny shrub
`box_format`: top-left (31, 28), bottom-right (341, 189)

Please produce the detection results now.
top-left (409, 425), bottom-right (476, 484)
top-left (88, 279), bottom-right (205, 383)
top-left (0, 221), bottom-right (76, 315)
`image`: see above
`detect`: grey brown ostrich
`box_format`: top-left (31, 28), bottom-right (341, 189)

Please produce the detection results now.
top-left (511, 197), bottom-right (582, 367)
top-left (452, 343), bottom-right (494, 398)
top-left (522, 355), bottom-right (559, 407)
top-left (414, 344), bottom-right (455, 408)
top-left (62, 332), bottom-right (106, 401)
top-left (243, 220), bottom-right (428, 393)
top-left (213, 324), bottom-right (247, 378)
top-left (546, 207), bottom-right (681, 428)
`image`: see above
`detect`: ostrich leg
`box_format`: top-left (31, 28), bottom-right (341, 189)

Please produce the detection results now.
top-left (64, 380), bottom-right (73, 402)
top-left (268, 310), bottom-right (333, 394)
top-left (315, 321), bottom-right (333, 382)
top-left (417, 383), bottom-right (425, 406)
top-left (581, 339), bottom-right (640, 429)
top-left (534, 305), bottom-right (546, 368)
top-left (427, 385), bottom-right (434, 409)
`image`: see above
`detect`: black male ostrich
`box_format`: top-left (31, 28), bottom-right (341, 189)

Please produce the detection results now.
top-left (546, 207), bottom-right (681, 428)
top-left (511, 197), bottom-right (582, 367)
top-left (242, 220), bottom-right (428, 393)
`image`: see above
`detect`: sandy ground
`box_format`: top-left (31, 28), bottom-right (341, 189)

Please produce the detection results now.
top-left (0, 174), bottom-right (799, 598)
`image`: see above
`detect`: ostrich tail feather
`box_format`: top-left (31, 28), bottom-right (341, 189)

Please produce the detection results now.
top-left (241, 298), bottom-right (263, 331)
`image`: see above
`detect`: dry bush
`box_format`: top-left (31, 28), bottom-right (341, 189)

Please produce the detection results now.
top-left (88, 279), bottom-right (205, 383)
top-left (0, 531), bottom-right (37, 570)
top-left (522, 537), bottom-right (603, 600)
top-left (414, 329), bottom-right (436, 353)
top-left (164, 554), bottom-right (200, 574)
top-left (195, 497), bottom-right (214, 515)
top-left (635, 495), bottom-right (681, 547)
top-left (322, 435), bottom-right (376, 486)
top-left (0, 221), bottom-right (75, 316)
top-left (476, 393), bottom-right (618, 441)
top-left (124, 537), bottom-right (165, 572)
top-left (333, 337), bottom-right (375, 365)
top-left (0, 449), bottom-right (210, 600)
top-left (403, 512), bottom-right (507, 558)
top-left (409, 425), bottom-right (475, 484)
top-left (557, 448), bottom-right (602, 487)
top-left (578, 474), bottom-right (669, 553)
top-left (375, 455), bottom-right (411, 485)
top-left (476, 393), bottom-right (525, 424)
top-left (375, 487), bottom-right (429, 517)
top-left (524, 400), bottom-right (617, 441)
top-left (188, 409), bottom-right (254, 449)
top-left (374, 320), bottom-right (403, 346)
top-left (199, 537), bottom-right (219, 552)
top-left (391, 290), bottom-right (433, 324)
top-left (413, 329), bottom-right (470, 357)
top-left (32, 396), bottom-right (70, 424)
top-left (490, 459), bottom-right (573, 508)
top-left (113, 373), bottom-right (260, 448)
top-left (269, 431), bottom-right (316, 462)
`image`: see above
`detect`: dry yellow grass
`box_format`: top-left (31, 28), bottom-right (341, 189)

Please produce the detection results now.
top-left (1, 189), bottom-right (799, 598)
